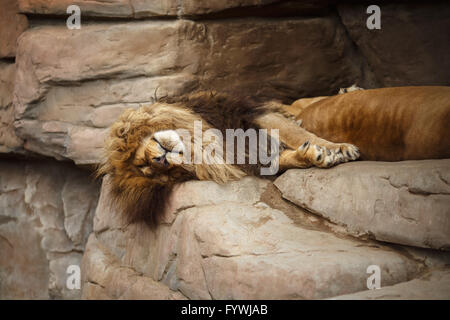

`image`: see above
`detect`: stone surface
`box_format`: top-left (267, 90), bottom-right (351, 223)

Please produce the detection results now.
top-left (180, 0), bottom-right (331, 16)
top-left (274, 160), bottom-right (450, 250)
top-left (82, 175), bottom-right (423, 300)
top-left (81, 234), bottom-right (186, 300)
top-left (19, 0), bottom-right (136, 18)
top-left (0, 160), bottom-right (100, 299)
top-left (330, 269), bottom-right (450, 300)
top-left (18, 0), bottom-right (332, 18)
top-left (4, 0), bottom-right (450, 301)
top-left (13, 17), bottom-right (367, 163)
top-left (0, 62), bottom-right (23, 154)
top-left (0, 0), bottom-right (28, 58)
top-left (338, 2), bottom-right (450, 87)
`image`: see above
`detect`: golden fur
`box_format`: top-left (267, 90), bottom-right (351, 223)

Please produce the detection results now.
top-left (288, 86), bottom-right (450, 161)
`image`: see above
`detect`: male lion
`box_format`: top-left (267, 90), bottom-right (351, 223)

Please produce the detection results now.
top-left (97, 86), bottom-right (450, 227)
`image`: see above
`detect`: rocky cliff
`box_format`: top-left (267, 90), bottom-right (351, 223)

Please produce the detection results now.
top-left (0, 0), bottom-right (449, 299)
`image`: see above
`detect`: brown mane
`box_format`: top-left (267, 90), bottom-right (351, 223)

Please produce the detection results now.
top-left (97, 91), bottom-right (277, 228)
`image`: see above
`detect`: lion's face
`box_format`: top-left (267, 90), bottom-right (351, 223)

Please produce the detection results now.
top-left (133, 130), bottom-right (186, 178)
top-left (97, 96), bottom-right (249, 227)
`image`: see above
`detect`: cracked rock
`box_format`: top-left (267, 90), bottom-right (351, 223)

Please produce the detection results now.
top-left (274, 160), bottom-right (450, 250)
top-left (0, 160), bottom-right (99, 299)
top-left (82, 175), bottom-right (422, 299)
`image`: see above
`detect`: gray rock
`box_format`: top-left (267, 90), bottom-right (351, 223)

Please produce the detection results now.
top-left (338, 3), bottom-right (450, 86)
top-left (0, 160), bottom-right (100, 299)
top-left (81, 234), bottom-right (186, 300)
top-left (274, 160), bottom-right (450, 250)
top-left (82, 175), bottom-right (422, 300)
top-left (330, 269), bottom-right (450, 300)
top-left (0, 62), bottom-right (23, 154)
top-left (18, 0), bottom-right (332, 18)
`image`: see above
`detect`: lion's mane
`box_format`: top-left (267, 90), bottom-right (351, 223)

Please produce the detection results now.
top-left (96, 92), bottom-right (277, 227)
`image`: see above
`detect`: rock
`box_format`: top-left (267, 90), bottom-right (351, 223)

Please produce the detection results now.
top-left (0, 0), bottom-right (28, 58)
top-left (338, 3), bottom-right (450, 86)
top-left (274, 160), bottom-right (450, 250)
top-left (18, 0), bottom-right (135, 18)
top-left (81, 234), bottom-right (186, 300)
top-left (180, 0), bottom-right (331, 16)
top-left (18, 0), bottom-right (332, 18)
top-left (0, 160), bottom-right (100, 299)
top-left (48, 252), bottom-right (84, 299)
top-left (0, 62), bottom-right (23, 154)
top-left (13, 17), bottom-right (366, 163)
top-left (395, 246), bottom-right (450, 269)
top-left (0, 211), bottom-right (50, 299)
top-left (330, 269), bottom-right (450, 300)
top-left (82, 175), bottom-right (422, 300)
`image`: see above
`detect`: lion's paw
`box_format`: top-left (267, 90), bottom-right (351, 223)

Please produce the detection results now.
top-left (335, 143), bottom-right (360, 162)
top-left (298, 141), bottom-right (360, 168)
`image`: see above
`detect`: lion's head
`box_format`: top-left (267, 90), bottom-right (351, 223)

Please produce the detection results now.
top-left (97, 93), bottom-right (250, 227)
top-left (96, 104), bottom-right (194, 227)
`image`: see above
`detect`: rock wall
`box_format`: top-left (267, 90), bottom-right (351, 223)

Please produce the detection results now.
top-left (1, 0), bottom-right (449, 299)
top-left (81, 173), bottom-right (449, 299)
top-left (0, 160), bottom-right (99, 299)
top-left (2, 0), bottom-right (449, 164)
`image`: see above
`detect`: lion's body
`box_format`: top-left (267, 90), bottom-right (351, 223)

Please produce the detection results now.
top-left (290, 86), bottom-right (450, 161)
top-left (98, 87), bottom-right (450, 227)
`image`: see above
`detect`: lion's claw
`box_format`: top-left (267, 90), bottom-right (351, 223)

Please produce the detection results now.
top-left (298, 141), bottom-right (360, 168)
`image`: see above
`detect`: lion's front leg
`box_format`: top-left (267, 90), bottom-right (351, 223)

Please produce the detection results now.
top-left (255, 112), bottom-right (360, 168)
top-left (279, 141), bottom-right (359, 169)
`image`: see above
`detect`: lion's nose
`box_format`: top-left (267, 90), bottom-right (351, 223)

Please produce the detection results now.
top-left (153, 155), bottom-right (169, 166)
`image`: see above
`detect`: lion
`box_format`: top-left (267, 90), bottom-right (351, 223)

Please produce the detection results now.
top-left (97, 86), bottom-right (450, 227)
top-left (286, 86), bottom-right (450, 161)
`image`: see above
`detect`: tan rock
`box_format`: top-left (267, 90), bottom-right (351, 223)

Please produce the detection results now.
top-left (82, 175), bottom-right (422, 300)
top-left (274, 160), bottom-right (450, 250)
top-left (0, 205), bottom-right (50, 299)
top-left (0, 160), bottom-right (100, 299)
top-left (18, 0), bottom-right (180, 18)
top-left (330, 269), bottom-right (450, 300)
top-left (18, 0), bottom-right (134, 18)
top-left (0, 62), bottom-right (23, 154)
top-left (0, 0), bottom-right (28, 58)
top-left (81, 234), bottom-right (186, 300)
top-left (18, 0), bottom-right (331, 18)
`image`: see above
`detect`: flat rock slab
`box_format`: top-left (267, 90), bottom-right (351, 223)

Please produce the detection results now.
top-left (82, 175), bottom-right (421, 300)
top-left (18, 0), bottom-right (331, 18)
top-left (274, 160), bottom-right (450, 250)
top-left (330, 269), bottom-right (450, 300)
